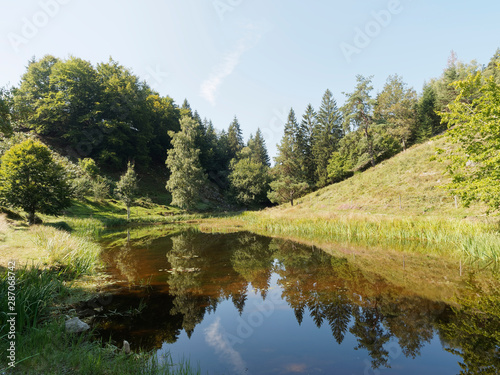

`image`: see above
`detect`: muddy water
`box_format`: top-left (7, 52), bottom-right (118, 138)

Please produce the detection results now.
top-left (95, 227), bottom-right (500, 374)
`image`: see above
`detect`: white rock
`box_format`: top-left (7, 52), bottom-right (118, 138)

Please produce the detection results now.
top-left (65, 317), bottom-right (90, 333)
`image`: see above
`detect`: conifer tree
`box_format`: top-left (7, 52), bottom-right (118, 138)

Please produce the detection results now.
top-left (247, 128), bottom-right (270, 166)
top-left (300, 104), bottom-right (317, 185)
top-left (227, 116), bottom-right (244, 160)
top-left (313, 89), bottom-right (343, 187)
top-left (166, 116), bottom-right (207, 210)
top-left (268, 108), bottom-right (308, 206)
top-left (342, 76), bottom-right (376, 167)
top-left (416, 84), bottom-right (442, 141)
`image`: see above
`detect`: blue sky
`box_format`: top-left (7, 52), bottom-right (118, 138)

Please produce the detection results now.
top-left (1, 0), bottom-right (499, 159)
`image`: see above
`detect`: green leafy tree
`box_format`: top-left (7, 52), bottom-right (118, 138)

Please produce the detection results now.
top-left (229, 147), bottom-right (270, 207)
top-left (0, 139), bottom-right (71, 225)
top-left (116, 162), bottom-right (138, 220)
top-left (438, 66), bottom-right (500, 212)
top-left (166, 116), bottom-right (207, 210)
top-left (0, 89), bottom-right (12, 137)
top-left (342, 75), bottom-right (376, 167)
top-left (268, 108), bottom-right (309, 206)
top-left (374, 75), bottom-right (417, 151)
top-left (313, 89), bottom-right (343, 187)
top-left (484, 48), bottom-right (500, 83)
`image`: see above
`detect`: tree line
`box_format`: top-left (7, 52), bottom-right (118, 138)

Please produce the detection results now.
top-left (1, 49), bottom-right (500, 218)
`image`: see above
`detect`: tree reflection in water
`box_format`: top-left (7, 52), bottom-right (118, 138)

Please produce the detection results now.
top-left (99, 229), bottom-right (500, 372)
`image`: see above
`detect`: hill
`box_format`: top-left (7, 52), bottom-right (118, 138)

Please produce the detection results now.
top-left (266, 135), bottom-right (488, 219)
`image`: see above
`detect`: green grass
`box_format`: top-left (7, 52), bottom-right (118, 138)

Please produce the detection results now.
top-left (239, 212), bottom-right (500, 264)
top-left (0, 211), bottom-right (202, 374)
top-left (292, 136), bottom-right (489, 217)
top-left (230, 136), bottom-right (500, 265)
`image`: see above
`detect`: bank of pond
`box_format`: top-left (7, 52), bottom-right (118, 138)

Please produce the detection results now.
top-left (1, 225), bottom-right (499, 374)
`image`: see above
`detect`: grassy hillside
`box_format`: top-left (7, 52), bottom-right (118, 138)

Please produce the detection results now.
top-left (233, 136), bottom-right (500, 264)
top-left (270, 135), bottom-right (488, 219)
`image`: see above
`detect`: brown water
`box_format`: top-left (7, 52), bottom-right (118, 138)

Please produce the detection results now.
top-left (94, 227), bottom-right (500, 374)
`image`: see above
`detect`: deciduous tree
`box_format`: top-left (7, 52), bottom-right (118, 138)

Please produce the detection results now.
top-left (0, 139), bottom-right (71, 225)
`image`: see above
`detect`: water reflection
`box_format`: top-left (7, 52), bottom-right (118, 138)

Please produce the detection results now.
top-left (98, 228), bottom-right (500, 374)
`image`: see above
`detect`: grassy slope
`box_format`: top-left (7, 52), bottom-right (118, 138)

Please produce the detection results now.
top-left (278, 136), bottom-right (487, 219)
top-left (233, 136), bottom-right (500, 265)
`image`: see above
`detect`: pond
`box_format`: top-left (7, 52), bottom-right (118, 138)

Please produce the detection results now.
top-left (93, 227), bottom-right (500, 374)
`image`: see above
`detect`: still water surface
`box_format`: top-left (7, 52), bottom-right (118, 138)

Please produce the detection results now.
top-left (97, 228), bottom-right (500, 374)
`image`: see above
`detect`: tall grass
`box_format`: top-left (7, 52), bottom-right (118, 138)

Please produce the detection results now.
top-left (31, 225), bottom-right (102, 276)
top-left (240, 212), bottom-right (500, 264)
top-left (0, 266), bottom-right (66, 338)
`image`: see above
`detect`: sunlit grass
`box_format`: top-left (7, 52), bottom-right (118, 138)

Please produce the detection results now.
top-left (239, 212), bottom-right (500, 265)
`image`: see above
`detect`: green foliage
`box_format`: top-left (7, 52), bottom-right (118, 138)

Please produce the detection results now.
top-left (166, 117), bottom-right (207, 210)
top-left (299, 104), bottom-right (317, 185)
top-left (227, 116), bottom-right (244, 160)
top-left (78, 158), bottom-right (100, 179)
top-left (247, 128), bottom-right (270, 166)
top-left (313, 89), bottom-right (343, 187)
top-left (268, 108), bottom-right (309, 206)
top-left (374, 74), bottom-right (417, 151)
top-left (0, 139), bottom-right (72, 224)
top-left (416, 84), bottom-right (443, 141)
top-left (342, 75), bottom-right (376, 167)
top-left (439, 65), bottom-right (500, 212)
top-left (0, 88), bottom-right (12, 137)
top-left (327, 152), bottom-right (351, 182)
top-left (11, 55), bottom-right (181, 171)
top-left (116, 162), bottom-right (138, 219)
top-left (229, 147), bottom-right (270, 207)
top-left (91, 176), bottom-right (111, 202)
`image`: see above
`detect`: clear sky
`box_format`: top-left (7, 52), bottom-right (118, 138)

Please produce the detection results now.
top-left (1, 0), bottom-right (499, 159)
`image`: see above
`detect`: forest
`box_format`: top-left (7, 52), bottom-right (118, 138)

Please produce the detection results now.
top-left (1, 49), bottom-right (500, 215)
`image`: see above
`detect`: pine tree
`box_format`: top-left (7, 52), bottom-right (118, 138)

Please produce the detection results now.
top-left (342, 76), bottom-right (376, 167)
top-left (313, 89), bottom-right (343, 187)
top-left (166, 116), bottom-right (207, 210)
top-left (227, 116), bottom-right (244, 160)
top-left (268, 108), bottom-right (308, 206)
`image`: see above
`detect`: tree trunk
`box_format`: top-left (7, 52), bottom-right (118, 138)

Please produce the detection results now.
top-left (28, 210), bottom-right (36, 226)
top-left (364, 126), bottom-right (375, 167)
top-left (290, 193), bottom-right (294, 207)
top-left (127, 206), bottom-right (130, 220)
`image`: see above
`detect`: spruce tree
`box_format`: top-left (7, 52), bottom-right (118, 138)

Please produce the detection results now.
top-left (313, 89), bottom-right (343, 187)
top-left (268, 108), bottom-right (308, 206)
top-left (166, 116), bottom-right (207, 210)
top-left (300, 104), bottom-right (317, 185)
top-left (247, 128), bottom-right (270, 166)
top-left (416, 84), bottom-right (442, 141)
top-left (227, 116), bottom-right (244, 160)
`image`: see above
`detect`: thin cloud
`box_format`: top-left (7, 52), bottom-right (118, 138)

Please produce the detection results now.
top-left (200, 32), bottom-right (262, 106)
top-left (204, 317), bottom-right (247, 374)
